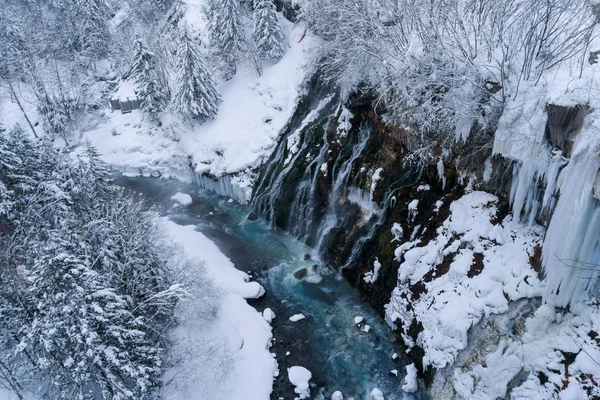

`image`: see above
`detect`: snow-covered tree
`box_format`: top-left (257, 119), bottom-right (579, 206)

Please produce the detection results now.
top-left (0, 136), bottom-right (195, 399)
top-left (173, 32), bottom-right (221, 121)
top-left (208, 0), bottom-right (245, 78)
top-left (253, 0), bottom-right (285, 60)
top-left (68, 0), bottom-right (111, 59)
top-left (129, 38), bottom-right (169, 116)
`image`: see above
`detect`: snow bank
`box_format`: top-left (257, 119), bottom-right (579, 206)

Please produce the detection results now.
top-left (82, 21), bottom-right (318, 196)
top-left (171, 192), bottom-right (193, 206)
top-left (386, 191), bottom-right (544, 369)
top-left (163, 222), bottom-right (274, 400)
top-left (287, 366), bottom-right (312, 399)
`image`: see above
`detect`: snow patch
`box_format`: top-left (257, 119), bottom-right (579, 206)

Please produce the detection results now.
top-left (287, 366), bottom-right (312, 399)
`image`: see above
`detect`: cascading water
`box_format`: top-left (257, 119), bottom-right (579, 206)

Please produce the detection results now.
top-left (252, 94), bottom-right (338, 235)
top-left (312, 123), bottom-right (372, 256)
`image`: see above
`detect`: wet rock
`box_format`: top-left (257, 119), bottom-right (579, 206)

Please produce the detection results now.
top-left (545, 103), bottom-right (589, 157)
top-left (304, 253), bottom-right (311, 260)
top-left (247, 212), bottom-right (258, 221)
top-left (293, 268), bottom-right (308, 279)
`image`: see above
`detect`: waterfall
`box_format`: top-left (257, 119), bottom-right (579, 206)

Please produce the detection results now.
top-left (312, 123), bottom-right (372, 255)
top-left (252, 94), bottom-right (338, 234)
top-left (252, 89), bottom-right (398, 269)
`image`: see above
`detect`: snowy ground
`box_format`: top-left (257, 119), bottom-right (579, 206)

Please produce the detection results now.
top-left (82, 17), bottom-right (317, 200)
top-left (162, 221), bottom-right (276, 400)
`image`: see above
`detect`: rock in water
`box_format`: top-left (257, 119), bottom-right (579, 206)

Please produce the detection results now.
top-left (293, 268), bottom-right (308, 279)
top-left (170, 192), bottom-right (193, 206)
top-left (247, 211), bottom-right (258, 221)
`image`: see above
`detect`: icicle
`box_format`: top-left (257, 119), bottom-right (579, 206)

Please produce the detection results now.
top-left (542, 150), bottom-right (600, 307)
top-left (437, 159), bottom-right (446, 190)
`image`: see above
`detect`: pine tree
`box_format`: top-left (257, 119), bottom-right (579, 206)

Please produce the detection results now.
top-left (208, 0), bottom-right (245, 78)
top-left (129, 38), bottom-right (168, 116)
top-left (173, 32), bottom-right (221, 121)
top-left (68, 0), bottom-right (111, 59)
top-left (253, 0), bottom-right (285, 60)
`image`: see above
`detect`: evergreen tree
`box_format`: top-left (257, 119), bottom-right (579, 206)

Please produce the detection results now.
top-left (69, 0), bottom-right (111, 59)
top-left (208, 0), bottom-right (245, 78)
top-left (253, 0), bottom-right (285, 60)
top-left (173, 32), bottom-right (221, 121)
top-left (0, 137), bottom-right (187, 399)
top-left (129, 38), bottom-right (169, 116)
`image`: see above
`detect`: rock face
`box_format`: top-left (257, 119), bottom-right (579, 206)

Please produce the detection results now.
top-left (250, 74), bottom-right (522, 378)
top-left (545, 104), bottom-right (589, 157)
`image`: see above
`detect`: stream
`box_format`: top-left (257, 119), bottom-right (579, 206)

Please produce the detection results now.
top-left (115, 176), bottom-right (426, 400)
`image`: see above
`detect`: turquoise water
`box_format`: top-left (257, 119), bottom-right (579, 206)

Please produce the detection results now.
top-left (116, 176), bottom-right (423, 400)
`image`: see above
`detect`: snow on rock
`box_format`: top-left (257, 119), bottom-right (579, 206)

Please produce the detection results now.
top-left (331, 390), bottom-right (344, 400)
top-left (288, 366), bottom-right (312, 399)
top-left (289, 313), bottom-right (306, 322)
top-left (171, 192), bottom-right (193, 206)
top-left (407, 199), bottom-right (419, 222)
top-left (385, 192), bottom-right (544, 369)
top-left (402, 363), bottom-right (418, 393)
top-left (370, 388), bottom-right (385, 400)
top-left (263, 308), bottom-right (276, 323)
top-left (336, 107), bottom-right (354, 138)
top-left (354, 316), bottom-right (364, 325)
top-left (450, 302), bottom-right (600, 399)
top-left (162, 221), bottom-right (275, 400)
top-left (364, 258), bottom-right (382, 284)
top-left (391, 223), bottom-right (403, 242)
top-left (453, 339), bottom-right (522, 399)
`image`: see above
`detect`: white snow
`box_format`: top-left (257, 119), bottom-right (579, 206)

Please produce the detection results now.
top-left (162, 222), bottom-right (274, 400)
top-left (407, 199), bottom-right (419, 222)
top-left (402, 363), bottom-right (418, 393)
top-left (289, 313), bottom-right (306, 322)
top-left (336, 107), bottom-right (354, 138)
top-left (370, 388), bottom-right (385, 400)
top-left (364, 258), bottom-right (382, 284)
top-left (331, 390), bottom-right (344, 400)
top-left (112, 81), bottom-right (137, 102)
top-left (287, 366), bottom-right (312, 399)
top-left (354, 316), bottom-right (364, 325)
top-left (263, 308), bottom-right (276, 323)
top-left (386, 192), bottom-right (544, 369)
top-left (83, 22), bottom-right (318, 200)
top-left (171, 192), bottom-right (193, 206)
top-left (391, 222), bottom-right (403, 242)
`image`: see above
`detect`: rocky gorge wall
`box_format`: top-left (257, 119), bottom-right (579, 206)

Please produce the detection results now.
top-left (246, 71), bottom-right (600, 398)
